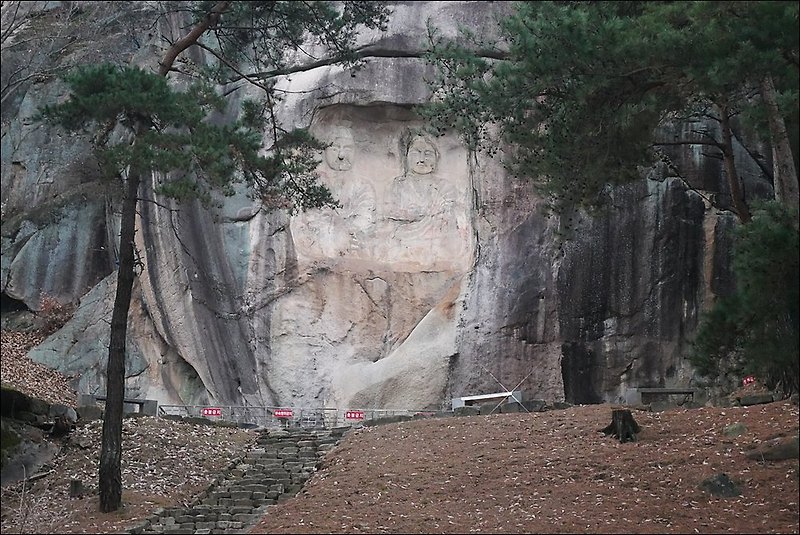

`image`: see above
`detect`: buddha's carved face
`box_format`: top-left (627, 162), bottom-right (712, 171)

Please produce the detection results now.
top-left (324, 129), bottom-right (355, 171)
top-left (407, 136), bottom-right (437, 175)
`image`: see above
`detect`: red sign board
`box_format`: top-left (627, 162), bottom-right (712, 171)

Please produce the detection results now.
top-left (274, 408), bottom-right (293, 419)
top-left (201, 407), bottom-right (222, 417)
top-left (345, 410), bottom-right (365, 420)
top-left (742, 375), bottom-right (756, 387)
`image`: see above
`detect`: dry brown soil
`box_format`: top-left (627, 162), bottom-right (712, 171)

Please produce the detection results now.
top-left (251, 402), bottom-right (799, 534)
top-left (0, 416), bottom-right (256, 534)
top-left (2, 330), bottom-right (798, 534)
top-left (0, 399), bottom-right (798, 534)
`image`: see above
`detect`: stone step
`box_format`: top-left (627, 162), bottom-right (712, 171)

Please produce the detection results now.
top-left (126, 428), bottom-right (345, 535)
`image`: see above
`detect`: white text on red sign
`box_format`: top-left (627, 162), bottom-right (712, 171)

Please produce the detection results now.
top-left (274, 409), bottom-right (293, 418)
top-left (201, 408), bottom-right (222, 417)
top-left (345, 410), bottom-right (365, 420)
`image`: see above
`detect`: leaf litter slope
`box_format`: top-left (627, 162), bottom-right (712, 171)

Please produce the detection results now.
top-left (1, 331), bottom-right (797, 535)
top-left (251, 402), bottom-right (799, 534)
top-left (0, 417), bottom-right (256, 534)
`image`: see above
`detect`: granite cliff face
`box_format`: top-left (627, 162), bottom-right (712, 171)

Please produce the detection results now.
top-left (1, 2), bottom-right (770, 410)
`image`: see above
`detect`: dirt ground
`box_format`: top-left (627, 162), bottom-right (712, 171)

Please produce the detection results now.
top-left (250, 402), bottom-right (799, 534)
top-left (2, 335), bottom-right (798, 534)
top-left (0, 402), bottom-right (797, 534)
top-left (0, 417), bottom-right (256, 534)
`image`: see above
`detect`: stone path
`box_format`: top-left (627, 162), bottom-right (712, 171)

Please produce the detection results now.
top-left (128, 426), bottom-right (350, 534)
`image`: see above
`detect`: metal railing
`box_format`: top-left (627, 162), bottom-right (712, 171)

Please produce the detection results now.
top-left (157, 405), bottom-right (431, 429)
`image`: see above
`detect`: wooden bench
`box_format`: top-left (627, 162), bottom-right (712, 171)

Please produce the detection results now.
top-left (638, 388), bottom-right (695, 406)
top-left (78, 394), bottom-right (158, 416)
top-left (451, 390), bottom-right (523, 410)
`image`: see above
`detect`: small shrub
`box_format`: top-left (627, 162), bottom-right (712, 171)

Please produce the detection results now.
top-left (37, 294), bottom-right (74, 336)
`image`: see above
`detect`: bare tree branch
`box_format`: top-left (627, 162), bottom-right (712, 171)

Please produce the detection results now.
top-left (731, 128), bottom-right (773, 182)
top-left (652, 140), bottom-right (722, 148)
top-left (158, 1), bottom-right (231, 77)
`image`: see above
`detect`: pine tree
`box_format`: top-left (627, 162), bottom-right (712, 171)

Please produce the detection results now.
top-left (39, 0), bottom-right (389, 513)
top-left (691, 201), bottom-right (799, 396)
top-left (422, 1), bottom-right (798, 221)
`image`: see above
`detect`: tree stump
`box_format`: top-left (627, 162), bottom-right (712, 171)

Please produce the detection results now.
top-left (51, 415), bottom-right (73, 437)
top-left (69, 479), bottom-right (85, 498)
top-left (600, 409), bottom-right (641, 443)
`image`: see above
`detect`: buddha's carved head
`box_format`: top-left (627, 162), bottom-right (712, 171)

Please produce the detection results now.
top-left (324, 126), bottom-right (355, 171)
top-left (406, 135), bottom-right (438, 175)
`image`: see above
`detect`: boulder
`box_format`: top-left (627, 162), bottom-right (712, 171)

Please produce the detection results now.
top-left (499, 402), bottom-right (522, 414)
top-left (15, 411), bottom-right (37, 424)
top-left (699, 473), bottom-right (741, 497)
top-left (454, 406), bottom-right (480, 417)
top-left (737, 394), bottom-right (774, 406)
top-left (745, 436), bottom-right (799, 461)
top-left (50, 414), bottom-right (73, 437)
top-left (76, 405), bottom-right (103, 421)
top-left (48, 404), bottom-right (77, 424)
top-left (0, 388), bottom-right (30, 417)
top-left (723, 422), bottom-right (747, 437)
top-left (522, 399), bottom-right (547, 412)
top-left (0, 419), bottom-right (60, 486)
top-left (29, 398), bottom-right (50, 417)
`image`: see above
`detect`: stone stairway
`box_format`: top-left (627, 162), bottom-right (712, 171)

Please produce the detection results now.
top-left (128, 426), bottom-right (351, 534)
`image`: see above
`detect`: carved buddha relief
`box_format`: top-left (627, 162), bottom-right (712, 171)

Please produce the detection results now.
top-left (407, 134), bottom-right (438, 175)
top-left (388, 135), bottom-right (453, 221)
top-left (324, 126), bottom-right (355, 172)
top-left (382, 133), bottom-right (467, 265)
top-left (293, 124), bottom-right (378, 260)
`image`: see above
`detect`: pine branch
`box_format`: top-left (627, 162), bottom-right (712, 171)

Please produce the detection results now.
top-left (136, 196), bottom-right (180, 213)
top-left (193, 41), bottom-right (272, 95)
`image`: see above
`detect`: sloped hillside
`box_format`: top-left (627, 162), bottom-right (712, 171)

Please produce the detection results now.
top-left (0, 415), bottom-right (257, 534)
top-left (1, 329), bottom-right (77, 407)
top-left (1, 323), bottom-right (797, 534)
top-left (1, 323), bottom-right (257, 534)
top-left (252, 403), bottom-right (799, 534)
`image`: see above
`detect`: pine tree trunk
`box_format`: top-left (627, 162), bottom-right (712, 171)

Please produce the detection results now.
top-left (95, 1), bottom-right (228, 513)
top-left (98, 165), bottom-right (141, 513)
top-left (601, 409), bottom-right (641, 443)
top-left (760, 74), bottom-right (799, 223)
top-left (718, 103), bottom-right (751, 224)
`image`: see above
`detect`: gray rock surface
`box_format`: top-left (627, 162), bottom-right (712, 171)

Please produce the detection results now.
top-left (0, 418), bottom-right (60, 486)
top-left (738, 394), bottom-right (775, 406)
top-left (1, 2), bottom-right (773, 411)
top-left (723, 422), bottom-right (748, 437)
top-left (745, 436), bottom-right (800, 461)
top-left (699, 473), bottom-right (741, 497)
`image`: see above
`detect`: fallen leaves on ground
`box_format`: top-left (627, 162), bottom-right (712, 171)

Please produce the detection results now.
top-left (1, 329), bottom-right (76, 407)
top-left (0, 416), bottom-right (257, 534)
top-left (251, 402), bottom-right (800, 534)
top-left (2, 329), bottom-right (797, 534)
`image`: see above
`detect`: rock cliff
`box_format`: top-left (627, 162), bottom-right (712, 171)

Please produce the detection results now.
top-left (1, 2), bottom-right (771, 410)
